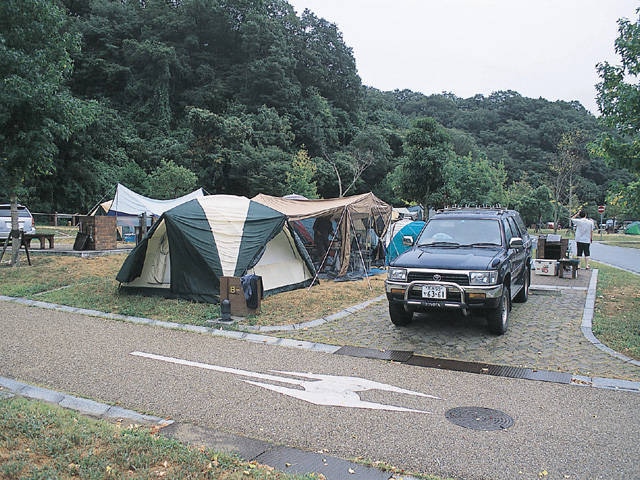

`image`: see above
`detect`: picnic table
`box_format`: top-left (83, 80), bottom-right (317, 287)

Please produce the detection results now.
top-left (0, 231), bottom-right (55, 265)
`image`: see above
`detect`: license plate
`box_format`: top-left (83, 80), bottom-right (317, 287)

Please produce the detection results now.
top-left (422, 285), bottom-right (446, 299)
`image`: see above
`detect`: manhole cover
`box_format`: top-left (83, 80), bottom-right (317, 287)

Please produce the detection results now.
top-left (445, 407), bottom-right (514, 431)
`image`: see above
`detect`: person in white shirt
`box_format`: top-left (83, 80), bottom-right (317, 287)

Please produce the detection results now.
top-left (571, 210), bottom-right (595, 269)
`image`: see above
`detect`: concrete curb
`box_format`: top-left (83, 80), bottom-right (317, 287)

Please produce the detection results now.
top-left (0, 376), bottom-right (172, 426)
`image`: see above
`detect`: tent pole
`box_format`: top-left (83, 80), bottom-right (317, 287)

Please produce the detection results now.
top-left (87, 184), bottom-right (116, 216)
top-left (348, 212), bottom-right (373, 291)
top-left (307, 207), bottom-right (349, 290)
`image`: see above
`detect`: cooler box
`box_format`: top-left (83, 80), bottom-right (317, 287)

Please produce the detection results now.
top-left (534, 259), bottom-right (558, 276)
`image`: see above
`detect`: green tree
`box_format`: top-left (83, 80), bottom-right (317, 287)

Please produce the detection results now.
top-left (148, 160), bottom-right (198, 199)
top-left (595, 8), bottom-right (640, 173)
top-left (346, 126), bottom-right (393, 195)
top-left (0, 0), bottom-right (97, 265)
top-left (443, 154), bottom-right (506, 206)
top-left (606, 178), bottom-right (640, 219)
top-left (296, 10), bottom-right (361, 112)
top-left (285, 149), bottom-right (318, 198)
top-left (548, 131), bottom-right (589, 231)
top-left (392, 118), bottom-right (455, 207)
top-left (507, 180), bottom-right (553, 227)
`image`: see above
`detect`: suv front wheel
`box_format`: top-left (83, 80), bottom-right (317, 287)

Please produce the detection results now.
top-left (389, 302), bottom-right (413, 326)
top-left (486, 286), bottom-right (510, 335)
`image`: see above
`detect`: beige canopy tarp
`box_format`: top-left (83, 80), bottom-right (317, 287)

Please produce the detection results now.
top-left (252, 192), bottom-right (392, 277)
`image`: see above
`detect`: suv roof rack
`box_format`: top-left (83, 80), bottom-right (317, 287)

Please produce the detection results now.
top-left (436, 205), bottom-right (508, 214)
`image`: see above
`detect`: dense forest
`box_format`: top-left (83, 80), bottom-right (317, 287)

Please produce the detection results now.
top-left (1, 0), bottom-right (638, 226)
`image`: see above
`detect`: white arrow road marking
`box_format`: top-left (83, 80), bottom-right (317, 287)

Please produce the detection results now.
top-left (131, 351), bottom-right (441, 413)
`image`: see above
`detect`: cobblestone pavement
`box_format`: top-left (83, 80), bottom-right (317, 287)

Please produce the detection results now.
top-left (273, 269), bottom-right (640, 382)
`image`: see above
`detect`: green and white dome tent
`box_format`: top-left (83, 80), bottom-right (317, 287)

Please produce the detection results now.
top-left (116, 195), bottom-right (315, 303)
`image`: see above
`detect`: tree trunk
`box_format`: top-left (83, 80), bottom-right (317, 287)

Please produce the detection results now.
top-left (9, 193), bottom-right (20, 267)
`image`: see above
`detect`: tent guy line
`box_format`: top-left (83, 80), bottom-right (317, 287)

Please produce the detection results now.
top-left (130, 351), bottom-right (441, 413)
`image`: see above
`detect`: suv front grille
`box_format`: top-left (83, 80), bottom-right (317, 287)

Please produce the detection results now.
top-left (407, 272), bottom-right (470, 286)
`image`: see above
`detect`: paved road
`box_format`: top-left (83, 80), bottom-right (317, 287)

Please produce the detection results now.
top-left (590, 240), bottom-right (640, 274)
top-left (1, 298), bottom-right (639, 480)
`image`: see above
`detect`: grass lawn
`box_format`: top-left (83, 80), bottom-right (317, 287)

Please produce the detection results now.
top-left (0, 250), bottom-right (385, 328)
top-left (591, 231), bottom-right (640, 249)
top-left (534, 227), bottom-right (640, 249)
top-left (0, 396), bottom-right (318, 480)
top-left (592, 262), bottom-right (640, 360)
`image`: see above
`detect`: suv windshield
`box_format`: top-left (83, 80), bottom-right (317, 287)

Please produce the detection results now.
top-left (417, 218), bottom-right (502, 246)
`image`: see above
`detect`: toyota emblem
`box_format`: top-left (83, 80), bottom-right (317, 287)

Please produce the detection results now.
top-left (432, 274), bottom-right (442, 281)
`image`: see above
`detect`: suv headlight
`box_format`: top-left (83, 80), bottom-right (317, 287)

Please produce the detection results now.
top-left (469, 271), bottom-right (498, 285)
top-left (388, 267), bottom-right (408, 282)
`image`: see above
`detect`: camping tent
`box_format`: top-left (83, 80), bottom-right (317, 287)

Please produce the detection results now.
top-left (625, 221), bottom-right (640, 235)
top-left (385, 220), bottom-right (425, 264)
top-left (391, 206), bottom-right (423, 221)
top-left (90, 183), bottom-right (206, 237)
top-left (252, 192), bottom-right (392, 277)
top-left (116, 195), bottom-right (316, 303)
top-left (109, 183), bottom-right (206, 217)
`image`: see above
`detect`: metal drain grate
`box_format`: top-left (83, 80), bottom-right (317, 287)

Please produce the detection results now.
top-left (445, 406), bottom-right (514, 431)
top-left (334, 346), bottom-right (413, 362)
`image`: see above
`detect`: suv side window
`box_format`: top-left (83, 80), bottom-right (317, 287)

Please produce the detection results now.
top-left (507, 217), bottom-right (521, 238)
top-left (513, 214), bottom-right (528, 236)
top-left (502, 219), bottom-right (514, 244)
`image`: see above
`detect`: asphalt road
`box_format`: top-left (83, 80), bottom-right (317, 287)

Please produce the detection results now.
top-left (589, 240), bottom-right (640, 274)
top-left (1, 300), bottom-right (639, 480)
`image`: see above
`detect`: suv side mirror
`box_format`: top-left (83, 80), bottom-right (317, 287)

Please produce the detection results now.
top-left (509, 237), bottom-right (523, 248)
top-left (402, 235), bottom-right (415, 247)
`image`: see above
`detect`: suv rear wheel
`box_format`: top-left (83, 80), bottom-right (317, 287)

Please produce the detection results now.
top-left (389, 302), bottom-right (413, 326)
top-left (486, 286), bottom-right (509, 335)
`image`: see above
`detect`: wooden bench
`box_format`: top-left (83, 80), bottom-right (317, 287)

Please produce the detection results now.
top-left (22, 233), bottom-right (55, 249)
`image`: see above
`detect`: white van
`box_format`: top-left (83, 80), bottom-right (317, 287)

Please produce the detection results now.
top-left (0, 204), bottom-right (36, 238)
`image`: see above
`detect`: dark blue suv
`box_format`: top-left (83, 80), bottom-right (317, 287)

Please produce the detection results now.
top-left (385, 208), bottom-right (532, 334)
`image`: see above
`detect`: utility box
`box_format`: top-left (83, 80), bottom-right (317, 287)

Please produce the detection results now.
top-left (219, 276), bottom-right (261, 316)
top-left (534, 258), bottom-right (558, 276)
